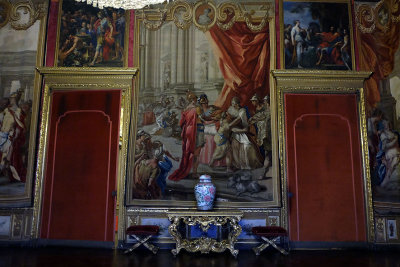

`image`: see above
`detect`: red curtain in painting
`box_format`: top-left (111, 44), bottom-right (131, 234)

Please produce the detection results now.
top-left (358, 1), bottom-right (400, 110)
top-left (205, 22), bottom-right (270, 110)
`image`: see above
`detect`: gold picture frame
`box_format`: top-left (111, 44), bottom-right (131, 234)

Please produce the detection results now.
top-left (54, 0), bottom-right (130, 67)
top-left (279, 0), bottom-right (356, 70)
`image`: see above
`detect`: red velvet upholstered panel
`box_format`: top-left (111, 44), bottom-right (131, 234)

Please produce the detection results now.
top-left (126, 225), bottom-right (159, 236)
top-left (285, 94), bottom-right (366, 242)
top-left (45, 0), bottom-right (59, 67)
top-left (252, 226), bottom-right (288, 237)
top-left (40, 90), bottom-right (121, 242)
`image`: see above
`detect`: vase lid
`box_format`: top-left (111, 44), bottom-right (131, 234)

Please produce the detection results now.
top-left (199, 174), bottom-right (211, 180)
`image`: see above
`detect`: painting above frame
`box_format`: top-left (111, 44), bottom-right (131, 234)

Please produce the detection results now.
top-left (127, 0), bottom-right (280, 208)
top-left (0, 1), bottom-right (47, 206)
top-left (280, 0), bottom-right (355, 70)
top-left (55, 0), bottom-right (129, 67)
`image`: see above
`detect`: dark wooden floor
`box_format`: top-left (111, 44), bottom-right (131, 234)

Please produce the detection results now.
top-left (0, 247), bottom-right (400, 267)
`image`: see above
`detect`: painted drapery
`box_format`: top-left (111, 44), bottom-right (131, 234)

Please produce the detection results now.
top-left (206, 22), bottom-right (270, 110)
top-left (358, 0), bottom-right (400, 110)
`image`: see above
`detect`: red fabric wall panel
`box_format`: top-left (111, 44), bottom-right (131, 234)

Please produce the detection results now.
top-left (40, 90), bottom-right (121, 242)
top-left (285, 94), bottom-right (366, 242)
top-left (45, 0), bottom-right (58, 67)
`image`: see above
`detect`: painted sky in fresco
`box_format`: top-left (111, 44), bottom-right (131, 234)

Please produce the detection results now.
top-left (283, 2), bottom-right (319, 28)
top-left (0, 20), bottom-right (39, 52)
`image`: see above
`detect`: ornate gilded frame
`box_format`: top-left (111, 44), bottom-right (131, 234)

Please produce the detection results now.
top-left (192, 0), bottom-right (217, 32)
top-left (31, 67), bottom-right (138, 239)
top-left (279, 0), bottom-right (356, 70)
top-left (0, 0), bottom-right (48, 206)
top-left (273, 70), bottom-right (374, 242)
top-left (54, 0), bottom-right (130, 67)
top-left (126, 0), bottom-right (280, 208)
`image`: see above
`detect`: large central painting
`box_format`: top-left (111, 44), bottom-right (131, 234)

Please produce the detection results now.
top-left (127, 1), bottom-right (279, 207)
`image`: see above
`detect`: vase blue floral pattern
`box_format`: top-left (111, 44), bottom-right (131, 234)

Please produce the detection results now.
top-left (194, 174), bottom-right (216, 210)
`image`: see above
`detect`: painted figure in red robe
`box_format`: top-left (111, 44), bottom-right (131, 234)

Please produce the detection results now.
top-left (169, 92), bottom-right (203, 181)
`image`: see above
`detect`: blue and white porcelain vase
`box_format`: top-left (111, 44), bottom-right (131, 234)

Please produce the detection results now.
top-left (194, 174), bottom-right (216, 210)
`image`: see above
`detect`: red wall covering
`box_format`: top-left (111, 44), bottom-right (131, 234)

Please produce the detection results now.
top-left (285, 94), bottom-right (366, 242)
top-left (40, 90), bottom-right (121, 241)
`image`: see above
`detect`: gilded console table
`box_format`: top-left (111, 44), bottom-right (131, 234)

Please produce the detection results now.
top-left (167, 210), bottom-right (243, 257)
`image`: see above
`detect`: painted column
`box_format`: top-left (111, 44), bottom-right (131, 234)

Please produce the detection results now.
top-left (170, 25), bottom-right (178, 85)
top-left (176, 28), bottom-right (185, 83)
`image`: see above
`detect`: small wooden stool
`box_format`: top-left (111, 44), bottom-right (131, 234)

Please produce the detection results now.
top-left (252, 226), bottom-right (289, 255)
top-left (124, 225), bottom-right (159, 254)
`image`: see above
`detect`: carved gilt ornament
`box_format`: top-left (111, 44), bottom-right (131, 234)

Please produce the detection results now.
top-left (355, 0), bottom-right (400, 34)
top-left (0, 0), bottom-right (47, 30)
top-left (135, 0), bottom-right (273, 32)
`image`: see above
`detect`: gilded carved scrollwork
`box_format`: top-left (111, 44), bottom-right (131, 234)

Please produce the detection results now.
top-left (391, 0), bottom-right (400, 22)
top-left (138, 0), bottom-right (273, 32)
top-left (10, 0), bottom-right (47, 30)
top-left (355, 5), bottom-right (375, 35)
top-left (182, 215), bottom-right (230, 231)
top-left (0, 0), bottom-right (47, 30)
top-left (242, 3), bottom-right (271, 33)
top-left (216, 2), bottom-right (240, 31)
top-left (170, 1), bottom-right (193, 30)
top-left (141, 9), bottom-right (167, 31)
top-left (167, 210), bottom-right (243, 257)
top-left (355, 0), bottom-right (400, 34)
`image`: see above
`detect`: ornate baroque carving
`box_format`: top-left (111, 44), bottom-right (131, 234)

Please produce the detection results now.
top-left (171, 0), bottom-right (193, 30)
top-left (216, 2), bottom-right (240, 31)
top-left (0, 0), bottom-right (47, 30)
top-left (167, 210), bottom-right (243, 257)
top-left (136, 0), bottom-right (272, 32)
top-left (242, 3), bottom-right (272, 33)
top-left (355, 0), bottom-right (400, 34)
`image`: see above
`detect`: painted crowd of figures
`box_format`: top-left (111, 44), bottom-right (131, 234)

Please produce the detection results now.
top-left (284, 20), bottom-right (351, 69)
top-left (58, 5), bottom-right (125, 67)
top-left (368, 109), bottom-right (400, 191)
top-left (133, 92), bottom-right (272, 200)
